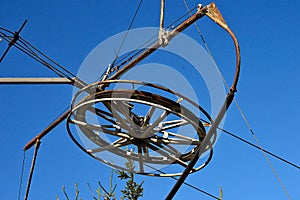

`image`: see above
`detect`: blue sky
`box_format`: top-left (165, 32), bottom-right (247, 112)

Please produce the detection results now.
top-left (0, 0), bottom-right (299, 199)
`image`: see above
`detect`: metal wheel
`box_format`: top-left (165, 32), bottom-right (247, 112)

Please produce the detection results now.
top-left (67, 80), bottom-right (213, 176)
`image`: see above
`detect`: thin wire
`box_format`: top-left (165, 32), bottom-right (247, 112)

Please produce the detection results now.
top-left (98, 0), bottom-right (143, 82)
top-left (113, 5), bottom-right (197, 68)
top-left (13, 41), bottom-right (70, 79)
top-left (115, 0), bottom-right (143, 58)
top-left (182, 0), bottom-right (230, 90)
top-left (1, 33), bottom-right (71, 80)
top-left (102, 5), bottom-right (198, 80)
top-left (11, 36), bottom-right (75, 81)
top-left (0, 28), bottom-right (76, 81)
top-left (218, 125), bottom-right (300, 170)
top-left (145, 164), bottom-right (220, 200)
top-left (183, 1), bottom-right (293, 199)
top-left (18, 38), bottom-right (76, 80)
top-left (18, 151), bottom-right (26, 200)
top-left (19, 38), bottom-right (76, 78)
top-left (201, 117), bottom-right (300, 169)
top-left (0, 27), bottom-right (14, 34)
top-left (234, 100), bottom-right (292, 200)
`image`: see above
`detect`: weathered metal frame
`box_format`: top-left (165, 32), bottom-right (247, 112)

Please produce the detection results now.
top-left (0, 2), bottom-right (240, 199)
top-left (66, 79), bottom-right (214, 176)
top-left (18, 3), bottom-right (212, 151)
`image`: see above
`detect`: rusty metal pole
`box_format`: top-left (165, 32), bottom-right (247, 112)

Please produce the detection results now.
top-left (165, 92), bottom-right (234, 200)
top-left (24, 139), bottom-right (41, 200)
top-left (166, 3), bottom-right (241, 199)
top-left (23, 109), bottom-right (71, 151)
top-left (23, 77), bottom-right (86, 151)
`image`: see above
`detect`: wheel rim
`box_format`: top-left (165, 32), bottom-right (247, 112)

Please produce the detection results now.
top-left (67, 80), bottom-right (213, 176)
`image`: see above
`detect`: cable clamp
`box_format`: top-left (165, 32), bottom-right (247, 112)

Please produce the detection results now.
top-left (197, 4), bottom-right (203, 11)
top-left (158, 29), bottom-right (170, 47)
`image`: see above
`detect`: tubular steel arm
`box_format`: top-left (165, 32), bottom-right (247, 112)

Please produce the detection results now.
top-left (0, 77), bottom-right (74, 84)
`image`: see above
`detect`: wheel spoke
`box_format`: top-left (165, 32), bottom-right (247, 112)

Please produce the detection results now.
top-left (110, 102), bottom-right (137, 136)
top-left (166, 138), bottom-right (200, 145)
top-left (142, 105), bottom-right (156, 128)
top-left (142, 146), bottom-right (149, 159)
top-left (138, 145), bottom-right (144, 173)
top-left (159, 119), bottom-right (189, 131)
top-left (88, 138), bottom-right (130, 153)
top-left (93, 107), bottom-right (116, 125)
top-left (145, 142), bottom-right (171, 161)
top-left (111, 100), bottom-right (142, 131)
top-left (150, 138), bottom-right (180, 156)
top-left (162, 143), bottom-right (181, 156)
top-left (146, 142), bottom-right (188, 168)
top-left (70, 118), bottom-right (131, 139)
top-left (162, 131), bottom-right (197, 142)
top-left (143, 110), bottom-right (170, 137)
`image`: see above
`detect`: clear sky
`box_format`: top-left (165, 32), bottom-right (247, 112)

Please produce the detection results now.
top-left (0, 0), bottom-right (299, 200)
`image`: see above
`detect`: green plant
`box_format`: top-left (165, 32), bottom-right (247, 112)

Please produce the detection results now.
top-left (58, 160), bottom-right (144, 200)
top-left (117, 159), bottom-right (144, 200)
top-left (219, 187), bottom-right (223, 200)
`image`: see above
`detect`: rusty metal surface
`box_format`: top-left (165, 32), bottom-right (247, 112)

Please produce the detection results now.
top-left (0, 2), bottom-right (244, 199)
top-left (206, 2), bottom-right (241, 93)
top-left (23, 110), bottom-right (71, 151)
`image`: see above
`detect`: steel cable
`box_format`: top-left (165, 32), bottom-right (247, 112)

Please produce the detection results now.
top-left (183, 0), bottom-right (293, 199)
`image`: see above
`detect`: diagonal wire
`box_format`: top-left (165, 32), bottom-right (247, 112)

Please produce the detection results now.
top-left (114, 0), bottom-right (143, 63)
top-left (233, 99), bottom-right (293, 200)
top-left (18, 151), bottom-right (26, 200)
top-left (183, 0), bottom-right (293, 199)
top-left (99, 4), bottom-right (198, 81)
top-left (218, 125), bottom-right (300, 170)
top-left (98, 0), bottom-right (143, 82)
top-left (0, 28), bottom-right (76, 81)
top-left (19, 37), bottom-right (77, 78)
top-left (14, 40), bottom-right (72, 79)
top-left (145, 164), bottom-right (221, 200)
top-left (111, 5), bottom-right (197, 68)
top-left (199, 117), bottom-right (300, 170)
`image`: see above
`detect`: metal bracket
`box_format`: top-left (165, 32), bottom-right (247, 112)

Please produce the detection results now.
top-left (158, 29), bottom-right (170, 46)
top-left (158, 0), bottom-right (169, 46)
top-left (206, 2), bottom-right (228, 29)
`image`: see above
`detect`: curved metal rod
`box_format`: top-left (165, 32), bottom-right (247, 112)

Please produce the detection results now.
top-left (166, 3), bottom-right (241, 199)
top-left (72, 79), bottom-right (212, 123)
top-left (205, 2), bottom-right (241, 93)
